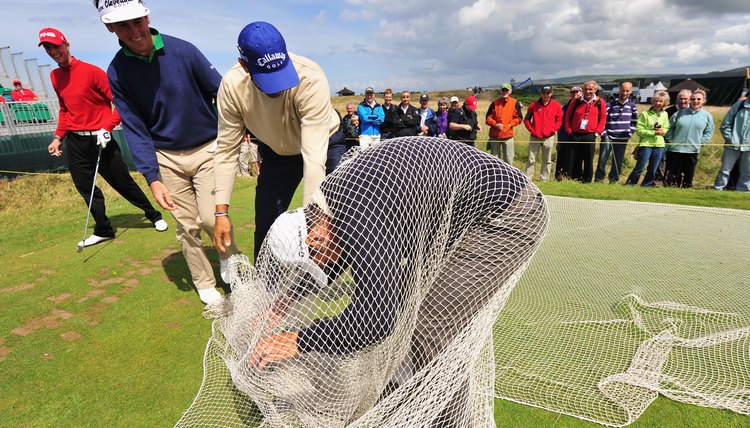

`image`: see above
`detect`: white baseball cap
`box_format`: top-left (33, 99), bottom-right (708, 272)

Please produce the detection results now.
top-left (450, 96), bottom-right (459, 103)
top-left (95, 0), bottom-right (150, 24)
top-left (265, 209), bottom-right (327, 291)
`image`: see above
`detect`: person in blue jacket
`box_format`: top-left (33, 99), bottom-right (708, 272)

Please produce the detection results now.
top-left (357, 87), bottom-right (385, 149)
top-left (714, 97), bottom-right (750, 192)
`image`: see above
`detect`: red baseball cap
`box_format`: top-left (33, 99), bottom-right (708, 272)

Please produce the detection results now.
top-left (38, 28), bottom-right (67, 46)
top-left (465, 95), bottom-right (478, 110)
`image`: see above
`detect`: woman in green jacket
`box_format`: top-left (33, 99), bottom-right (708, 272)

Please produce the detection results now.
top-left (626, 91), bottom-right (670, 186)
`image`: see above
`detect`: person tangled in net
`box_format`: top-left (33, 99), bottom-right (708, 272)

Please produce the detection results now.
top-left (200, 136), bottom-right (549, 427)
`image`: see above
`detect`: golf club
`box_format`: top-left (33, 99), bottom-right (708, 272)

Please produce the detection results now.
top-left (78, 143), bottom-right (103, 253)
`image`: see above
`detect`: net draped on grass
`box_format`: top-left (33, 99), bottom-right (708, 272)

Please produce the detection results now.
top-left (177, 142), bottom-right (749, 427)
top-left (493, 196), bottom-right (749, 426)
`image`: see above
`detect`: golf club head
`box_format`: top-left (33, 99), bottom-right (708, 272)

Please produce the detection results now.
top-left (77, 244), bottom-right (84, 253)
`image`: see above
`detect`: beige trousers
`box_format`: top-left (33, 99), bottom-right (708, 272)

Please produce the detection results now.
top-left (526, 135), bottom-right (555, 180)
top-left (156, 142), bottom-right (238, 290)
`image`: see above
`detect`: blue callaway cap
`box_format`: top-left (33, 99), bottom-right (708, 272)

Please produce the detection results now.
top-left (237, 21), bottom-right (299, 94)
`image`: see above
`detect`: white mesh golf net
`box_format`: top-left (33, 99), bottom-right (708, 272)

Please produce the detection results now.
top-left (492, 196), bottom-right (750, 426)
top-left (176, 136), bottom-right (750, 427)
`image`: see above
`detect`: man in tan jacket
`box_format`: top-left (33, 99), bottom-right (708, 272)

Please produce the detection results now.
top-left (212, 21), bottom-right (339, 260)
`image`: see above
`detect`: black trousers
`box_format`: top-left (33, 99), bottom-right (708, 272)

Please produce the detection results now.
top-left (570, 132), bottom-right (596, 182)
top-left (665, 151), bottom-right (699, 188)
top-left (254, 142), bottom-right (304, 260)
top-left (554, 142), bottom-right (573, 180)
top-left (66, 133), bottom-right (161, 237)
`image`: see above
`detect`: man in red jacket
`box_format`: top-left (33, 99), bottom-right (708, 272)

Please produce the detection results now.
top-left (564, 80), bottom-right (606, 182)
top-left (39, 27), bottom-right (166, 248)
top-left (486, 82), bottom-right (523, 165)
top-left (11, 79), bottom-right (39, 102)
top-left (523, 86), bottom-right (562, 181)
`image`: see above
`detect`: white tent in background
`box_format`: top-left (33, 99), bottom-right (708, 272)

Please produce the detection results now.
top-left (639, 81), bottom-right (668, 103)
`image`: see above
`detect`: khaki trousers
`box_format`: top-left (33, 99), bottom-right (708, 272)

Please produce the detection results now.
top-left (489, 137), bottom-right (514, 165)
top-left (156, 142), bottom-right (237, 290)
top-left (525, 135), bottom-right (555, 180)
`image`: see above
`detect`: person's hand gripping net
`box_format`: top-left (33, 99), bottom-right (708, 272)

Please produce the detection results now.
top-left (248, 331), bottom-right (300, 371)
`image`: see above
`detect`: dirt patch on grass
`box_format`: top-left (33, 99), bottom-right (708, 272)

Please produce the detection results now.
top-left (101, 296), bottom-right (119, 304)
top-left (89, 277), bottom-right (126, 287)
top-left (40, 269), bottom-right (55, 275)
top-left (50, 309), bottom-right (74, 320)
top-left (175, 298), bottom-right (193, 306)
top-left (0, 284), bottom-right (35, 293)
top-left (0, 338), bottom-right (10, 361)
top-left (78, 289), bottom-right (106, 303)
top-left (138, 267), bottom-right (159, 275)
top-left (125, 259), bottom-right (144, 268)
top-left (124, 278), bottom-right (139, 287)
top-left (100, 277), bottom-right (125, 286)
top-left (11, 315), bottom-right (61, 336)
top-left (60, 331), bottom-right (81, 341)
top-left (88, 304), bottom-right (109, 312)
top-left (42, 352), bottom-right (54, 361)
top-left (47, 293), bottom-right (73, 303)
top-left (34, 276), bottom-right (48, 283)
top-left (164, 322), bottom-right (181, 329)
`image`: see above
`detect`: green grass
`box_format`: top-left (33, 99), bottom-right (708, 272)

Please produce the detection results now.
top-left (0, 172), bottom-right (747, 427)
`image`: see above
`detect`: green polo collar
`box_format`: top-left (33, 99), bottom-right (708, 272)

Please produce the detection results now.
top-left (121, 27), bottom-right (163, 62)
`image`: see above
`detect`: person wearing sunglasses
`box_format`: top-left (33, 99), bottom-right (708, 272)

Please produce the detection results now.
top-left (664, 89), bottom-right (714, 188)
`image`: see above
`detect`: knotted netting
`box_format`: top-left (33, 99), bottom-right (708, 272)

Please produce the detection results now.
top-left (492, 196), bottom-right (750, 426)
top-left (177, 137), bottom-right (750, 428)
top-left (177, 136), bottom-right (549, 427)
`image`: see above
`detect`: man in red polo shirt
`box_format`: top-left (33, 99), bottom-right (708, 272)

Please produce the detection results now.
top-left (39, 27), bottom-right (167, 248)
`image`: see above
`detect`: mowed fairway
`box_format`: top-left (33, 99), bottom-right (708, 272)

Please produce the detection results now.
top-left (1, 168), bottom-right (748, 426)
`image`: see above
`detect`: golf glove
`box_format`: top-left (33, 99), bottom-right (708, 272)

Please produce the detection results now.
top-left (96, 129), bottom-right (111, 149)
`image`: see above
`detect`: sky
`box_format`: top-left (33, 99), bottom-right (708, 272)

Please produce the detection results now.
top-left (3, 0), bottom-right (749, 95)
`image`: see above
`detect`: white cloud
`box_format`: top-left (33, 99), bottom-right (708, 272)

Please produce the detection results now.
top-left (714, 22), bottom-right (750, 38)
top-left (458, 0), bottom-right (497, 26)
top-left (673, 43), bottom-right (708, 63)
top-left (339, 8), bottom-right (375, 22)
top-left (712, 42), bottom-right (750, 58)
top-left (315, 10), bottom-right (329, 24)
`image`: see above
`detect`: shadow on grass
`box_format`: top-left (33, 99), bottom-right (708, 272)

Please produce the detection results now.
top-left (109, 213), bottom-right (156, 229)
top-left (80, 227), bottom-right (129, 263)
top-left (160, 246), bottom-right (232, 296)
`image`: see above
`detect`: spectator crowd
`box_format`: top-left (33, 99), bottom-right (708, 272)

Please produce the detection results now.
top-left (332, 80), bottom-right (749, 192)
